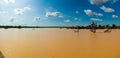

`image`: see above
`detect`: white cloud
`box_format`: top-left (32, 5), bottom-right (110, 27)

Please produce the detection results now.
top-left (74, 18), bottom-right (78, 20)
top-left (23, 7), bottom-right (31, 11)
top-left (58, 16), bottom-right (64, 18)
top-left (64, 19), bottom-right (70, 23)
top-left (3, 0), bottom-right (15, 3)
top-left (84, 9), bottom-right (103, 16)
top-left (0, 11), bottom-right (8, 14)
top-left (112, 15), bottom-right (118, 18)
top-left (10, 16), bottom-right (16, 22)
top-left (14, 7), bottom-right (31, 15)
top-left (33, 17), bottom-right (41, 22)
top-left (84, 9), bottom-right (93, 16)
top-left (100, 6), bottom-right (115, 13)
top-left (14, 8), bottom-right (24, 15)
top-left (94, 12), bottom-right (103, 16)
top-left (91, 18), bottom-right (103, 21)
top-left (89, 0), bottom-right (119, 5)
top-left (45, 11), bottom-right (63, 18)
top-left (75, 11), bottom-right (79, 14)
top-left (89, 0), bottom-right (108, 5)
top-left (74, 18), bottom-right (81, 21)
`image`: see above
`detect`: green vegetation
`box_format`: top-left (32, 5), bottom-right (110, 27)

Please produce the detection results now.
top-left (67, 24), bottom-right (120, 29)
top-left (0, 24), bottom-right (120, 29)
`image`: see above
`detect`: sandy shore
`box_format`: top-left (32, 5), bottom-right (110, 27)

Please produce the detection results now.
top-left (0, 28), bottom-right (120, 58)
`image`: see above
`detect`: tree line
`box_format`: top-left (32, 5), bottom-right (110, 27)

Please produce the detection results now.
top-left (71, 24), bottom-right (120, 29)
top-left (0, 24), bottom-right (120, 29)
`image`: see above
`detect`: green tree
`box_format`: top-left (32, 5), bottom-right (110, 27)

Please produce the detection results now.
top-left (106, 24), bottom-right (110, 28)
top-left (98, 25), bottom-right (102, 29)
top-left (112, 24), bottom-right (116, 29)
top-left (102, 25), bottom-right (105, 29)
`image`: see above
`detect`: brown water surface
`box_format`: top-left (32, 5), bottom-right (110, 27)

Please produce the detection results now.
top-left (0, 28), bottom-right (120, 58)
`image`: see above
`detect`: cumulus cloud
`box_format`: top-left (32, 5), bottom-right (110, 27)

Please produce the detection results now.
top-left (84, 9), bottom-right (93, 16)
top-left (84, 9), bottom-right (103, 16)
top-left (91, 18), bottom-right (103, 21)
top-left (3, 0), bottom-right (15, 3)
top-left (45, 11), bottom-right (63, 18)
top-left (64, 19), bottom-right (70, 23)
top-left (14, 7), bottom-right (31, 15)
top-left (100, 6), bottom-right (115, 13)
top-left (89, 0), bottom-right (108, 5)
top-left (112, 15), bottom-right (118, 18)
top-left (89, 0), bottom-right (119, 5)
top-left (23, 7), bottom-right (31, 11)
top-left (33, 17), bottom-right (41, 22)
top-left (14, 8), bottom-right (24, 15)
top-left (94, 12), bottom-right (103, 17)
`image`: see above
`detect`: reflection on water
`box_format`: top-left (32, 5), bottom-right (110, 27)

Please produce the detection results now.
top-left (90, 33), bottom-right (97, 39)
top-left (0, 28), bottom-right (120, 58)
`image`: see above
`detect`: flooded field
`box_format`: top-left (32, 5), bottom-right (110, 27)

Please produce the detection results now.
top-left (0, 28), bottom-right (120, 58)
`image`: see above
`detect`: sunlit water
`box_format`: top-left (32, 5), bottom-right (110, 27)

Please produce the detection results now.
top-left (0, 28), bottom-right (120, 58)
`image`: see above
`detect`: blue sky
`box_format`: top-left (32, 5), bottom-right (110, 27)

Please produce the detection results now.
top-left (0, 0), bottom-right (120, 26)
